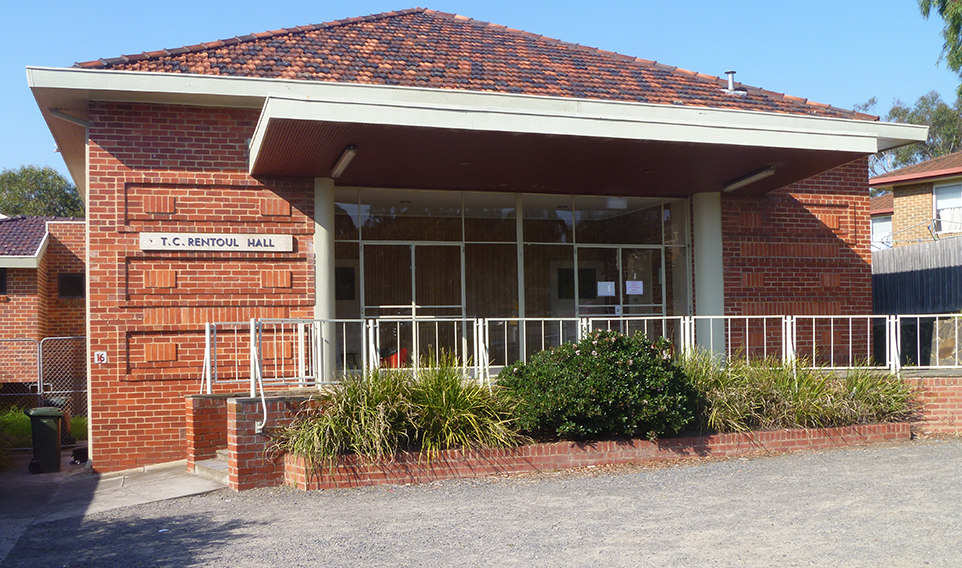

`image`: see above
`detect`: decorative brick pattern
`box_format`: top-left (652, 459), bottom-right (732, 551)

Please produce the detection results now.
top-left (144, 342), bottom-right (177, 362)
top-left (722, 159), bottom-right (872, 317)
top-left (86, 102), bottom-right (316, 472)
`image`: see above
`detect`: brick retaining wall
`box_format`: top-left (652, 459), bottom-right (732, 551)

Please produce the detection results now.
top-left (283, 423), bottom-right (910, 491)
top-left (210, 396), bottom-right (912, 491)
top-left (905, 372), bottom-right (962, 433)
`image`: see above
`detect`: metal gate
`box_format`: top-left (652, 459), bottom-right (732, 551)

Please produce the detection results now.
top-left (0, 336), bottom-right (86, 448)
top-left (0, 338), bottom-right (41, 410)
top-left (40, 337), bottom-right (87, 428)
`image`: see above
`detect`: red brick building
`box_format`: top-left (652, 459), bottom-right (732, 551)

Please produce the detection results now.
top-left (0, 216), bottom-right (84, 405)
top-left (28, 9), bottom-right (924, 472)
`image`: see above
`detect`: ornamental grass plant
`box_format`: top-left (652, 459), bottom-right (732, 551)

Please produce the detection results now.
top-left (272, 353), bottom-right (525, 470)
top-left (678, 349), bottom-right (920, 433)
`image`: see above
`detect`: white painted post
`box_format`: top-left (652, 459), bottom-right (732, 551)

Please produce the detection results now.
top-left (249, 318), bottom-right (257, 398)
top-left (297, 322), bottom-right (306, 386)
top-left (202, 323), bottom-right (212, 394)
top-left (692, 192), bottom-right (726, 357)
top-left (314, 178), bottom-right (337, 382)
top-left (888, 315), bottom-right (901, 374)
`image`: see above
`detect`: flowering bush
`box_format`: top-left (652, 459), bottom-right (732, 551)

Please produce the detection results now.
top-left (496, 330), bottom-right (696, 440)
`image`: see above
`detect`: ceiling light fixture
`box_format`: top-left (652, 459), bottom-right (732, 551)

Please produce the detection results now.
top-left (723, 166), bottom-right (775, 193)
top-left (331, 145), bottom-right (357, 179)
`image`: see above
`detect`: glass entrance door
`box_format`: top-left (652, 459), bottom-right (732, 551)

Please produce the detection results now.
top-left (362, 243), bottom-right (464, 366)
top-left (574, 247), bottom-right (665, 317)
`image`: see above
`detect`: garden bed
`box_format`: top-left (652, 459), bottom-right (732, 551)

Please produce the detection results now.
top-left (283, 422), bottom-right (910, 490)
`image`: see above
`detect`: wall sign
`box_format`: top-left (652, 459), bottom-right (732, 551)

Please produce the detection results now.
top-left (140, 232), bottom-right (293, 252)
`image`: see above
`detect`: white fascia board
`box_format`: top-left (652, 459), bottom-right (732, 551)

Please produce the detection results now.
top-left (0, 257), bottom-right (41, 269)
top-left (28, 66), bottom-right (928, 156)
top-left (0, 233), bottom-right (47, 269)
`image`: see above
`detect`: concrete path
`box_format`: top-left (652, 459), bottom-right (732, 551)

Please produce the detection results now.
top-left (2, 438), bottom-right (961, 567)
top-left (0, 449), bottom-right (224, 564)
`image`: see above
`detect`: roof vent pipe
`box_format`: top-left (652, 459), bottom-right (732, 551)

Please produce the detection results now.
top-left (725, 70), bottom-right (736, 91)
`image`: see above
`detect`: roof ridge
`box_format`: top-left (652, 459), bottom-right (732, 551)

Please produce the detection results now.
top-left (74, 7), bottom-right (429, 69)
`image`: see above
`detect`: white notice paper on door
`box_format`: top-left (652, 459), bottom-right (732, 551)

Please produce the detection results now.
top-left (626, 280), bottom-right (644, 295)
top-left (597, 282), bottom-right (616, 297)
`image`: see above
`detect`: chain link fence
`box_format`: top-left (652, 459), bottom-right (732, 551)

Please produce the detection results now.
top-left (0, 337), bottom-right (86, 449)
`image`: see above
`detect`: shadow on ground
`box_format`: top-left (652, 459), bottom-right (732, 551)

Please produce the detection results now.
top-left (3, 512), bottom-right (264, 567)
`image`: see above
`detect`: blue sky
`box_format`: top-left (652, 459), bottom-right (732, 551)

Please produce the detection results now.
top-left (3, 0), bottom-right (959, 181)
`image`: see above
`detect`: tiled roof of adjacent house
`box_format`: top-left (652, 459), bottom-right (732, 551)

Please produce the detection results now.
top-left (75, 8), bottom-right (868, 120)
top-left (870, 149), bottom-right (962, 186)
top-left (870, 192), bottom-right (893, 216)
top-left (0, 216), bottom-right (74, 256)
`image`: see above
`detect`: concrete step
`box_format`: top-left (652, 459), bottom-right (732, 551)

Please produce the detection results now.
top-left (193, 457), bottom-right (229, 486)
top-left (216, 448), bottom-right (228, 462)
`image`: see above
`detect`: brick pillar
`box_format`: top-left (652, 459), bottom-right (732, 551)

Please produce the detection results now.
top-left (185, 395), bottom-right (229, 470)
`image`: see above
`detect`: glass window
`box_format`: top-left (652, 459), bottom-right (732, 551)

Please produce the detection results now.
top-left (464, 192), bottom-right (516, 242)
top-left (0, 268), bottom-right (6, 295)
top-left (935, 183), bottom-right (962, 233)
top-left (359, 188), bottom-right (462, 241)
top-left (574, 196), bottom-right (663, 244)
top-left (334, 187), bottom-right (360, 241)
top-left (58, 273), bottom-right (84, 299)
top-left (522, 194), bottom-right (573, 243)
top-left (871, 216), bottom-right (893, 250)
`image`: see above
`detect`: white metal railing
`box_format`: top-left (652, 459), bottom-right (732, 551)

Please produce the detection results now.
top-left (200, 314), bottom-right (962, 396)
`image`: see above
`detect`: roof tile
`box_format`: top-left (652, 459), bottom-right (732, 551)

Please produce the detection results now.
top-left (0, 216), bottom-right (77, 257)
top-left (871, 150), bottom-right (962, 185)
top-left (74, 8), bottom-right (869, 120)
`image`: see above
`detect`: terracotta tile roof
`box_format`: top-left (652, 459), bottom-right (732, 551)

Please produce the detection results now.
top-left (0, 216), bottom-right (76, 256)
top-left (75, 8), bottom-right (869, 120)
top-left (870, 149), bottom-right (962, 186)
top-left (870, 192), bottom-right (893, 216)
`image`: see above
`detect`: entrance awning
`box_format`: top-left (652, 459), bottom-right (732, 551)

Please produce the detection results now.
top-left (28, 67), bottom-right (927, 197)
top-left (247, 85), bottom-right (926, 197)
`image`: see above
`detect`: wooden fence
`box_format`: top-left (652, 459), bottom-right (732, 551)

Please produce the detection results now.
top-left (873, 237), bottom-right (962, 315)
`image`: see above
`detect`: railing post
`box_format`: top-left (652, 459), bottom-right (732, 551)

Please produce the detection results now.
top-left (782, 316), bottom-right (796, 365)
top-left (888, 315), bottom-right (901, 374)
top-left (202, 322), bottom-right (213, 394)
top-left (367, 319), bottom-right (380, 370)
top-left (578, 318), bottom-right (590, 341)
top-left (297, 322), bottom-right (306, 385)
top-left (249, 318), bottom-right (257, 398)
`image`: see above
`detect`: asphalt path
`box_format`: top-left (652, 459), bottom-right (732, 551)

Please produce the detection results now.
top-left (3, 438), bottom-right (961, 567)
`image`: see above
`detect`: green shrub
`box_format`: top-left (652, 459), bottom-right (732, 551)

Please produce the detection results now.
top-left (679, 350), bottom-right (920, 433)
top-left (70, 415), bottom-right (88, 441)
top-left (273, 354), bottom-right (525, 469)
top-left (497, 330), bottom-right (696, 440)
top-left (0, 407), bottom-right (32, 449)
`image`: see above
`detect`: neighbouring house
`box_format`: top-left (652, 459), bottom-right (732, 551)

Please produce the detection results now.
top-left (869, 149), bottom-right (962, 245)
top-left (870, 192), bottom-right (894, 250)
top-left (870, 152), bottom-right (962, 314)
top-left (0, 216), bottom-right (85, 419)
top-left (26, 8), bottom-right (925, 472)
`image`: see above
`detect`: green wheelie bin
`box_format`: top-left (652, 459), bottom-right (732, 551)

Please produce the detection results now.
top-left (25, 407), bottom-right (63, 474)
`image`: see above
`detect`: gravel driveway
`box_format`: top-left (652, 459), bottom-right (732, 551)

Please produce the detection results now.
top-left (4, 438), bottom-right (962, 567)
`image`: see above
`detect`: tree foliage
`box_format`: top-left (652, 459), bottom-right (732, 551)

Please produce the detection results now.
top-left (0, 165), bottom-right (84, 218)
top-left (857, 92), bottom-right (962, 184)
top-left (920, 0), bottom-right (962, 96)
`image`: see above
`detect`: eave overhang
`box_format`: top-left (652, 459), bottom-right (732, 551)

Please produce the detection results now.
top-left (0, 233), bottom-right (48, 269)
top-left (870, 167), bottom-right (962, 190)
top-left (28, 67), bottom-right (929, 197)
